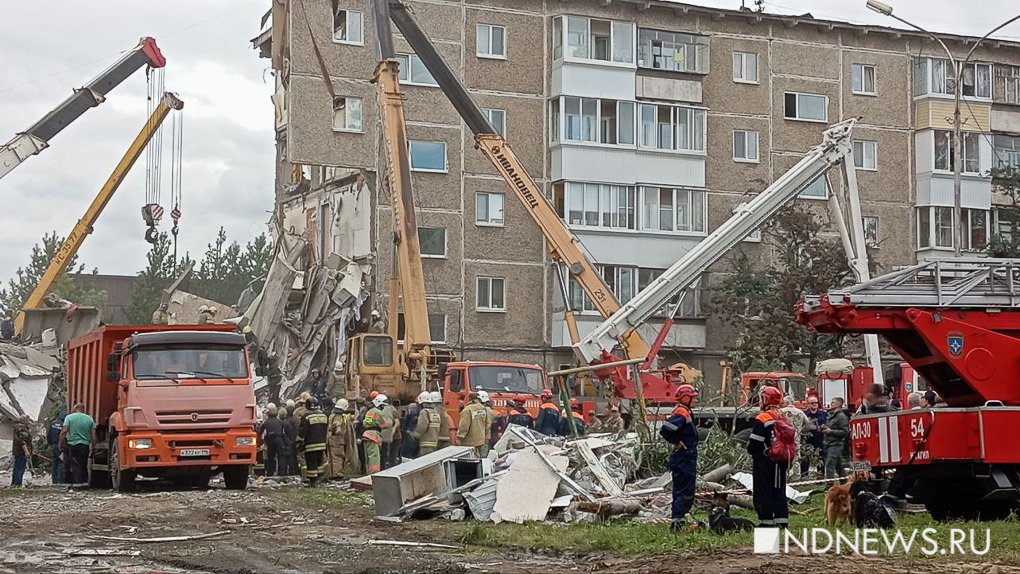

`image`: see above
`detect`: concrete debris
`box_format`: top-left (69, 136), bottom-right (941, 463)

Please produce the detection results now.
top-left (166, 289), bottom-right (238, 325)
top-left (0, 339), bottom-right (64, 466)
top-left (491, 450), bottom-right (568, 524)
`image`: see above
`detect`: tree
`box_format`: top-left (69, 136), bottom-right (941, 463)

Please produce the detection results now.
top-left (126, 232), bottom-right (180, 324)
top-left (0, 231), bottom-right (105, 313)
top-left (986, 166), bottom-right (1020, 257)
top-left (191, 228), bottom-right (272, 306)
top-left (711, 205), bottom-right (856, 374)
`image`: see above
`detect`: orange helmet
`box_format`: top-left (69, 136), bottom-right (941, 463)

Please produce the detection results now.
top-left (760, 386), bottom-right (783, 408)
top-left (540, 389), bottom-right (553, 399)
top-left (514, 394), bottom-right (528, 404)
top-left (674, 384), bottom-right (699, 405)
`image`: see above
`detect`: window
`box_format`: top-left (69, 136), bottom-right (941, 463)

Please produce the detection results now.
top-left (563, 182), bottom-right (637, 229)
top-left (963, 209), bottom-right (988, 251)
top-left (396, 53), bottom-right (437, 86)
top-left (732, 52), bottom-right (758, 83)
top-left (962, 62), bottom-right (993, 98)
top-left (331, 96), bottom-right (362, 132)
top-left (428, 314), bottom-right (446, 343)
top-left (418, 227), bottom-right (446, 258)
top-left (993, 134), bottom-right (1020, 169)
top-left (639, 186), bottom-right (706, 233)
top-left (919, 206), bottom-right (954, 249)
top-left (333, 8), bottom-right (363, 45)
top-left (853, 140), bottom-right (877, 171)
top-left (800, 176), bottom-right (828, 199)
top-left (995, 208), bottom-right (1017, 242)
top-left (638, 104), bottom-right (706, 152)
top-left (476, 192), bottom-right (505, 226)
top-left (553, 16), bottom-right (635, 64)
top-left (477, 277), bottom-right (506, 311)
top-left (554, 97), bottom-right (635, 146)
top-left (563, 97), bottom-right (597, 142)
top-left (1004, 66), bottom-right (1020, 104)
top-left (784, 92), bottom-right (828, 122)
top-left (851, 64), bottom-right (876, 95)
top-left (408, 140), bottom-right (446, 172)
top-left (568, 265), bottom-right (637, 312)
top-left (482, 108), bottom-right (506, 137)
top-left (933, 130), bottom-right (980, 173)
top-left (915, 58), bottom-right (991, 99)
top-left (637, 28), bottom-right (709, 73)
top-left (733, 130), bottom-right (759, 162)
top-left (863, 216), bottom-right (879, 247)
top-left (476, 24), bottom-right (506, 58)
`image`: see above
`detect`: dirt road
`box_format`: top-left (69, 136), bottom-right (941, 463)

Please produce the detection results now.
top-left (2, 480), bottom-right (1019, 574)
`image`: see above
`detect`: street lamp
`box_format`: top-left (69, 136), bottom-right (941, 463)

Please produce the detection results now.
top-left (867, 1), bottom-right (1020, 257)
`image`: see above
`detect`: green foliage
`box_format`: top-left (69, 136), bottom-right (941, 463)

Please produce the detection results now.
top-left (190, 227), bottom-right (272, 307)
top-left (125, 232), bottom-right (181, 324)
top-left (0, 231), bottom-right (105, 313)
top-left (710, 205), bottom-right (856, 373)
top-left (987, 167), bottom-right (1020, 258)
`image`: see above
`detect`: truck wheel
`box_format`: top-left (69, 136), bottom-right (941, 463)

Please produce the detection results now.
top-left (223, 465), bottom-right (249, 490)
top-left (110, 441), bottom-right (136, 492)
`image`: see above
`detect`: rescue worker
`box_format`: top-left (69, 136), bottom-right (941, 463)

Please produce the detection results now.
top-left (47, 408), bottom-right (67, 484)
top-left (535, 389), bottom-right (561, 436)
top-left (430, 391), bottom-right (453, 449)
top-left (11, 415), bottom-right (32, 487)
top-left (260, 404), bottom-right (285, 476)
top-left (368, 310), bottom-right (386, 334)
top-left (362, 394), bottom-right (390, 474)
top-left (297, 397), bottom-right (329, 486)
top-left (457, 391), bottom-right (492, 458)
top-left (279, 407), bottom-right (298, 476)
top-left (747, 386), bottom-right (790, 528)
top-left (402, 392), bottom-right (429, 459)
top-left (659, 385), bottom-right (700, 531)
top-left (605, 405), bottom-right (625, 433)
top-left (291, 392), bottom-right (310, 478)
top-left (151, 302), bottom-right (169, 325)
top-left (588, 410), bottom-right (608, 433)
top-left (327, 399), bottom-right (358, 478)
top-left (823, 397), bottom-right (849, 478)
top-left (559, 398), bottom-right (586, 437)
top-left (381, 398), bottom-right (401, 469)
top-left (506, 394), bottom-right (533, 430)
top-left (413, 393), bottom-right (445, 456)
top-left (480, 392), bottom-right (496, 447)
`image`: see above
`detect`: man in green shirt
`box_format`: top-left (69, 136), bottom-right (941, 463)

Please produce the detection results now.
top-left (61, 402), bottom-right (97, 487)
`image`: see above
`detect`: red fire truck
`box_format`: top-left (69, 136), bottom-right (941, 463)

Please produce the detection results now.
top-left (798, 259), bottom-right (1020, 520)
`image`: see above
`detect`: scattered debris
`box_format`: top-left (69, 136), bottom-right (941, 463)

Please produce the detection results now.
top-left (368, 540), bottom-right (460, 549)
top-left (90, 530), bottom-right (230, 543)
top-left (61, 549), bottom-right (142, 557)
top-left (491, 450), bottom-right (568, 524)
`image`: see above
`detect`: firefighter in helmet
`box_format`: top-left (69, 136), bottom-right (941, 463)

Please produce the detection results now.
top-left (659, 384), bottom-right (700, 532)
top-left (747, 385), bottom-right (790, 528)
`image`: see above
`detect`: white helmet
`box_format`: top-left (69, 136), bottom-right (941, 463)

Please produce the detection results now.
top-left (417, 391), bottom-right (430, 404)
top-left (336, 398), bottom-right (350, 411)
top-left (476, 390), bottom-right (490, 403)
top-left (371, 310), bottom-right (381, 318)
top-left (373, 394), bottom-right (389, 408)
top-left (429, 391), bottom-right (443, 404)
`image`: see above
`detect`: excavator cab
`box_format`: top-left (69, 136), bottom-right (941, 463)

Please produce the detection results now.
top-left (345, 333), bottom-right (403, 399)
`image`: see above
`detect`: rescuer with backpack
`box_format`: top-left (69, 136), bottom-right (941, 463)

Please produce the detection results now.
top-left (658, 384), bottom-right (700, 532)
top-left (747, 386), bottom-right (795, 528)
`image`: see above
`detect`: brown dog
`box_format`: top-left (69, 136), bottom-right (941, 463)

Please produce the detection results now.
top-left (824, 477), bottom-right (855, 526)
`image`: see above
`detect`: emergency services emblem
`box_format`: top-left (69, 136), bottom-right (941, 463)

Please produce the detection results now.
top-left (947, 331), bottom-right (964, 358)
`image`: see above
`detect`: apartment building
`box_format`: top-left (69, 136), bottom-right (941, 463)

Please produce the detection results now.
top-left (253, 0), bottom-right (1020, 389)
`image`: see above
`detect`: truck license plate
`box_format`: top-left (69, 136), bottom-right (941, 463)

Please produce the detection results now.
top-left (848, 460), bottom-right (871, 472)
top-left (179, 448), bottom-right (210, 457)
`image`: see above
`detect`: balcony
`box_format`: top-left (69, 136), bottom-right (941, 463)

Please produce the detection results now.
top-left (551, 143), bottom-right (705, 187)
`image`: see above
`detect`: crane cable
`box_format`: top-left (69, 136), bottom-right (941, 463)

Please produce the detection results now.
top-left (169, 107), bottom-right (184, 267)
top-left (143, 68), bottom-right (166, 243)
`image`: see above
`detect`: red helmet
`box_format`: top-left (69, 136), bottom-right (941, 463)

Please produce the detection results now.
top-left (514, 394), bottom-right (528, 404)
top-left (540, 389), bottom-right (553, 399)
top-left (760, 386), bottom-right (783, 408)
top-left (674, 384), bottom-right (699, 405)
top-left (368, 390), bottom-right (379, 400)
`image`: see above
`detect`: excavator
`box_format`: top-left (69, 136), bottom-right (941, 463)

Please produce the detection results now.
top-left (13, 92), bottom-right (184, 335)
top-left (0, 37), bottom-right (165, 181)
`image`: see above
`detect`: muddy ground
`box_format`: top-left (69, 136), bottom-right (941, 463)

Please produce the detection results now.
top-left (1, 478), bottom-right (1019, 574)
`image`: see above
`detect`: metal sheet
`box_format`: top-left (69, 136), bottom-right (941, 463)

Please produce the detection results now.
top-left (371, 446), bottom-right (476, 517)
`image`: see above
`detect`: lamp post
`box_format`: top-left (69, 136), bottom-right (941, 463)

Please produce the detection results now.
top-left (867, 1), bottom-right (1020, 256)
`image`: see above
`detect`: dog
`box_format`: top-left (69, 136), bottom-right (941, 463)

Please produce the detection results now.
top-left (850, 480), bottom-right (896, 528)
top-left (707, 495), bottom-right (755, 535)
top-left (823, 477), bottom-right (855, 526)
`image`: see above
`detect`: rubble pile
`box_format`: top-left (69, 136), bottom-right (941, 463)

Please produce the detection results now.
top-left (0, 336), bottom-right (63, 463)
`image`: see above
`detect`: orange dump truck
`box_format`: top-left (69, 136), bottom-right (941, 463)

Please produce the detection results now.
top-left (67, 324), bottom-right (257, 491)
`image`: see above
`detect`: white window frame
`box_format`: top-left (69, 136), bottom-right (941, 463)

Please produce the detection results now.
top-left (993, 134), bottom-right (1020, 169)
top-left (428, 313), bottom-right (447, 344)
top-left (799, 176), bottom-right (828, 200)
top-left (396, 53), bottom-right (438, 87)
top-left (408, 140), bottom-right (447, 173)
top-left (553, 15), bottom-right (636, 65)
top-left (563, 182), bottom-right (637, 230)
top-left (476, 23), bottom-right (507, 59)
top-left (332, 8), bottom-right (364, 46)
top-left (732, 129), bottom-right (759, 163)
top-left (851, 63), bottom-right (876, 95)
top-left (475, 192), bottom-right (505, 227)
top-left (915, 58), bottom-right (992, 100)
top-left (476, 277), bottom-right (506, 312)
top-left (637, 28), bottom-right (709, 74)
top-left (637, 103), bottom-right (706, 153)
top-left (918, 206), bottom-right (955, 250)
top-left (638, 186), bottom-right (707, 234)
top-left (732, 51), bottom-right (758, 84)
top-left (853, 140), bottom-right (877, 171)
top-left (553, 96), bottom-right (637, 148)
top-left (417, 227), bottom-right (447, 259)
top-left (481, 108), bottom-right (507, 137)
top-left (933, 130), bottom-right (980, 174)
top-left (863, 216), bottom-right (879, 247)
top-left (962, 208), bottom-right (989, 252)
top-left (784, 92), bottom-right (828, 123)
top-left (331, 96), bottom-right (363, 133)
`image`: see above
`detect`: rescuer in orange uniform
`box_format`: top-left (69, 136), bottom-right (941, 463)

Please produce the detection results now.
top-left (658, 384), bottom-right (700, 531)
top-left (747, 386), bottom-right (790, 528)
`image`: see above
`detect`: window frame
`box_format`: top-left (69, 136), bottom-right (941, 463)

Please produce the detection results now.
top-left (637, 103), bottom-right (706, 153)
top-left (563, 182), bottom-right (637, 230)
top-left (475, 191), bottom-right (505, 227)
top-left (332, 8), bottom-right (364, 46)
top-left (476, 277), bottom-right (507, 312)
top-left (636, 27), bottom-right (710, 74)
top-left (417, 226), bottom-right (447, 259)
top-left (863, 216), bottom-right (879, 247)
top-left (481, 107), bottom-right (507, 137)
top-left (915, 58), bottom-right (992, 100)
top-left (476, 23), bottom-right (507, 59)
top-left (732, 51), bottom-right (759, 84)
top-left (428, 313), bottom-right (447, 344)
top-left (933, 130), bottom-right (980, 174)
top-left (993, 134), bottom-right (1020, 169)
top-left (1005, 66), bottom-right (1020, 105)
top-left (799, 176), bottom-right (829, 200)
top-left (851, 63), bottom-right (877, 96)
top-left (331, 96), bottom-right (363, 133)
top-left (962, 208), bottom-right (989, 252)
top-left (784, 92), bottom-right (828, 123)
top-left (732, 129), bottom-right (759, 163)
top-left (853, 140), bottom-right (877, 171)
top-left (638, 186), bottom-right (707, 234)
top-left (918, 206), bottom-right (955, 250)
top-left (552, 15), bottom-right (636, 66)
top-left (408, 139), bottom-right (448, 173)
top-left (396, 53), bottom-right (438, 87)
top-left (553, 96), bottom-right (637, 148)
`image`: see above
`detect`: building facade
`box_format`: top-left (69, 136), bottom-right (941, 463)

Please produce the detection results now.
top-left (254, 0), bottom-right (1020, 389)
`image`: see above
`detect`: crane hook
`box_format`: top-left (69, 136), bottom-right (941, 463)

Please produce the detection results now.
top-left (145, 225), bottom-right (158, 244)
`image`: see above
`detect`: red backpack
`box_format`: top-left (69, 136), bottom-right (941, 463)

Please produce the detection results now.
top-left (766, 412), bottom-right (798, 464)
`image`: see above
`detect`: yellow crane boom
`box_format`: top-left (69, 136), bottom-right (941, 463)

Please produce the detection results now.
top-left (14, 92), bottom-right (184, 334)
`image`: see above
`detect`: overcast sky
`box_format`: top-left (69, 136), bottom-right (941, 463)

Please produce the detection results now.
top-left (0, 0), bottom-right (1017, 281)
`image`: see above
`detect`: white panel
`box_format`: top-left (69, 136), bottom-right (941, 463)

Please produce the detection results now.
top-left (552, 313), bottom-right (705, 349)
top-left (552, 144), bottom-right (705, 187)
top-left (635, 75), bottom-right (703, 104)
top-left (573, 229), bottom-right (703, 269)
top-left (553, 61), bottom-right (636, 100)
top-left (878, 416), bottom-right (889, 463)
top-left (915, 173), bottom-right (931, 206)
top-left (991, 108), bottom-right (1020, 134)
top-left (915, 130), bottom-right (933, 175)
top-left (978, 137), bottom-right (993, 174)
top-left (922, 175), bottom-right (991, 209)
top-left (888, 415), bottom-right (901, 462)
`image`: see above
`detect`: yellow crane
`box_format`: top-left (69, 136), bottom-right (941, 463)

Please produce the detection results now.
top-left (14, 92), bottom-right (184, 334)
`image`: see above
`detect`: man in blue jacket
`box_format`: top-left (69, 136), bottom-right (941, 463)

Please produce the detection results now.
top-left (659, 384), bottom-right (700, 532)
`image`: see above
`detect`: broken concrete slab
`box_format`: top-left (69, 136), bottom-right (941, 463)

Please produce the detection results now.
top-left (574, 439), bottom-right (624, 496)
top-left (491, 450), bottom-right (568, 524)
top-left (167, 290), bottom-right (238, 325)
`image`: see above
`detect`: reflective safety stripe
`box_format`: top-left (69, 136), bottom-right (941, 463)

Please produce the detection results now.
top-left (774, 518), bottom-right (789, 525)
top-left (759, 519), bottom-right (775, 526)
top-left (662, 421), bottom-right (679, 431)
top-left (420, 441), bottom-right (438, 448)
top-left (762, 419), bottom-right (775, 427)
top-left (749, 433), bottom-right (765, 442)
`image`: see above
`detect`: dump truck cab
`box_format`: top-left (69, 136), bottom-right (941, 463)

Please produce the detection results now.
top-left (439, 361), bottom-right (547, 428)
